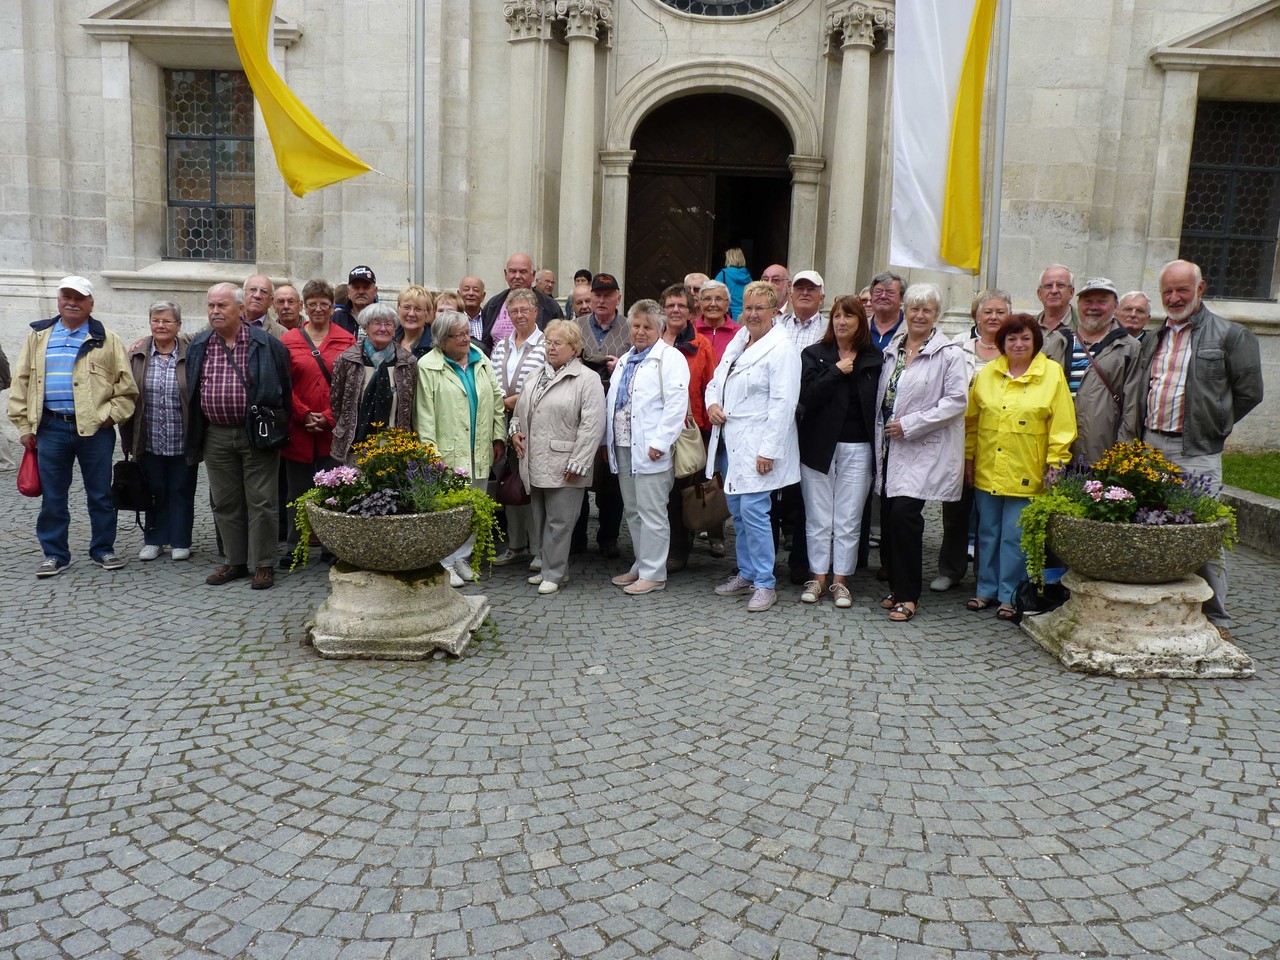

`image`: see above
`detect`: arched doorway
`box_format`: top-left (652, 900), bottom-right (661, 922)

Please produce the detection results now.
top-left (624, 94), bottom-right (793, 304)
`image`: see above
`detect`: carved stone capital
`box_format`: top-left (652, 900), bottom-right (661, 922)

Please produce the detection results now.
top-left (504, 0), bottom-right (549, 41)
top-left (555, 0), bottom-right (613, 40)
top-left (827, 2), bottom-right (893, 51)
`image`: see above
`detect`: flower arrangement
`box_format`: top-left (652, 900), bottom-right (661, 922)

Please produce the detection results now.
top-left (1020, 439), bottom-right (1236, 584)
top-left (289, 428), bottom-right (501, 570)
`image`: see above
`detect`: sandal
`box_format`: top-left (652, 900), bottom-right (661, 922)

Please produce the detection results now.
top-left (966, 597), bottom-right (995, 611)
top-left (996, 605), bottom-right (1018, 621)
top-left (888, 602), bottom-right (917, 622)
top-left (880, 594), bottom-right (896, 610)
top-left (800, 580), bottom-right (824, 603)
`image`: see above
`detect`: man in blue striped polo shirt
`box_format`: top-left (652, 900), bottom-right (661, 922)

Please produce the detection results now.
top-left (8, 276), bottom-right (138, 576)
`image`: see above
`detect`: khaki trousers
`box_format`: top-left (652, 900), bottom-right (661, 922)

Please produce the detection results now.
top-left (204, 424), bottom-right (280, 569)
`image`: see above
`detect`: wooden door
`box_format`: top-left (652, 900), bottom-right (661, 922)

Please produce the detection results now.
top-left (624, 172), bottom-right (714, 303)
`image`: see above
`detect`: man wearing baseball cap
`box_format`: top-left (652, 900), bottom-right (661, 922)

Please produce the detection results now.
top-left (8, 276), bottom-right (138, 576)
top-left (332, 265), bottom-right (378, 335)
top-left (1071, 277), bottom-right (1143, 465)
top-left (777, 270), bottom-right (828, 350)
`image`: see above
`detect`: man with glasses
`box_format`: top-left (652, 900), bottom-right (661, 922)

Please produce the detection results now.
top-left (1035, 264), bottom-right (1078, 371)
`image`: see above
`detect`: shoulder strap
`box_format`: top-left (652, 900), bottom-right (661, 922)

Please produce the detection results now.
top-left (308, 339), bottom-right (333, 386)
top-left (216, 336), bottom-right (251, 391)
top-left (1080, 339), bottom-right (1122, 406)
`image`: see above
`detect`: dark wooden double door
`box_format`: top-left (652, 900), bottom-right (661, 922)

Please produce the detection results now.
top-left (624, 94), bottom-right (793, 304)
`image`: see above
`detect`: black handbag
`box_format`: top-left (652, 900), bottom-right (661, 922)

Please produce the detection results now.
top-left (111, 453), bottom-right (152, 529)
top-left (217, 338), bottom-right (290, 451)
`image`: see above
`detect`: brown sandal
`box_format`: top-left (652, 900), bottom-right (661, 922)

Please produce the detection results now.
top-left (880, 594), bottom-right (896, 610)
top-left (888, 602), bottom-right (917, 622)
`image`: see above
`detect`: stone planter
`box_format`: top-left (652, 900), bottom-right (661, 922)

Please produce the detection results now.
top-left (305, 502), bottom-right (472, 572)
top-left (303, 503), bottom-right (488, 660)
top-left (1046, 514), bottom-right (1229, 584)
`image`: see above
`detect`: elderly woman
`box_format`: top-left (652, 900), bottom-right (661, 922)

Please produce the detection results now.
top-left (121, 301), bottom-right (197, 562)
top-left (330, 302), bottom-right (417, 466)
top-left (417, 310), bottom-right (506, 586)
top-left (965, 313), bottom-right (1076, 620)
top-left (797, 295), bottom-right (882, 607)
top-left (604, 299), bottom-right (690, 595)
top-left (694, 280), bottom-right (741, 364)
top-left (510, 320), bottom-right (606, 595)
top-left (933, 289), bottom-right (1012, 592)
top-left (660, 282), bottom-right (718, 569)
top-left (491, 288), bottom-right (547, 568)
top-left (874, 283), bottom-right (970, 623)
top-left (395, 284), bottom-right (436, 358)
top-left (435, 290), bottom-right (462, 315)
top-left (706, 280), bottom-right (801, 613)
top-left (281, 280), bottom-right (356, 559)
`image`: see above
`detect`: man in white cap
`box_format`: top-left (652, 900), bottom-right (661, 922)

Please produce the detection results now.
top-left (1071, 277), bottom-right (1143, 464)
top-left (776, 270), bottom-right (827, 350)
top-left (8, 276), bottom-right (138, 576)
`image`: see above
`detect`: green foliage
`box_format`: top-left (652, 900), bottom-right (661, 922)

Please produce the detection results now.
top-left (1019, 487), bottom-right (1086, 586)
top-left (437, 487), bottom-right (502, 572)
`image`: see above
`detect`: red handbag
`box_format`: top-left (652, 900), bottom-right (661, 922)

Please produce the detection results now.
top-left (17, 446), bottom-right (41, 497)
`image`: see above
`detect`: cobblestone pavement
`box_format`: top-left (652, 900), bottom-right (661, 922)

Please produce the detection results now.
top-left (1, 475), bottom-right (1278, 960)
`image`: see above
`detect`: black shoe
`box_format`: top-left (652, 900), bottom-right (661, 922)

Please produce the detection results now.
top-left (599, 541), bottom-right (621, 559)
top-left (570, 542), bottom-right (587, 556)
top-left (279, 554), bottom-right (294, 570)
top-left (667, 555), bottom-right (688, 573)
top-left (788, 568), bottom-right (809, 586)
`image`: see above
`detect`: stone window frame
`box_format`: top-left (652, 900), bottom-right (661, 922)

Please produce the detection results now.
top-left (81, 0), bottom-right (300, 296)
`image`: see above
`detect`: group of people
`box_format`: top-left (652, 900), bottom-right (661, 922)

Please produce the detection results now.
top-left (7, 255), bottom-right (1262, 636)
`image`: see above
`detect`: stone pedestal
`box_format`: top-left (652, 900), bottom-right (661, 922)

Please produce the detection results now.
top-left (1022, 571), bottom-right (1254, 678)
top-left (309, 563), bottom-right (489, 660)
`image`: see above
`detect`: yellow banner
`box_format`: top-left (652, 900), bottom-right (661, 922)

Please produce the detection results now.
top-left (229, 0), bottom-right (371, 197)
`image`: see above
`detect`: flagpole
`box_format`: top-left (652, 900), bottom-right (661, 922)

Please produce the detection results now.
top-left (413, 0), bottom-right (425, 284)
top-left (986, 0), bottom-right (1012, 291)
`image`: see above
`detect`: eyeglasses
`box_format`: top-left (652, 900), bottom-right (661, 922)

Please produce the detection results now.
top-left (1039, 282), bottom-right (1071, 290)
top-left (544, 339), bottom-right (570, 348)
top-left (446, 331), bottom-right (471, 341)
top-left (366, 320), bottom-right (396, 330)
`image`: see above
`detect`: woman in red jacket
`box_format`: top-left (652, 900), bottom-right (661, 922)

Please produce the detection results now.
top-left (280, 279), bottom-right (356, 559)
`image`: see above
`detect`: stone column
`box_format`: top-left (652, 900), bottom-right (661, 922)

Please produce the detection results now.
top-left (101, 40), bottom-right (135, 272)
top-left (823, 3), bottom-right (879, 294)
top-left (1145, 66), bottom-right (1202, 291)
top-left (556, 2), bottom-right (610, 279)
top-left (504, 1), bottom-right (552, 254)
top-left (598, 149), bottom-right (635, 293)
top-left (787, 155), bottom-right (826, 272)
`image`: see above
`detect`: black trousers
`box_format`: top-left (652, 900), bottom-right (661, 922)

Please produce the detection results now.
top-left (572, 474), bottom-right (623, 548)
top-left (937, 486), bottom-right (976, 581)
top-left (881, 494), bottom-right (926, 604)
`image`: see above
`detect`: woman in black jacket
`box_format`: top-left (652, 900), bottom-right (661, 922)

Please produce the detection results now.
top-left (797, 295), bottom-right (882, 607)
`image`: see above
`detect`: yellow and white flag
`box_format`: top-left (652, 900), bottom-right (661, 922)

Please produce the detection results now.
top-left (890, 0), bottom-right (997, 273)
top-left (229, 0), bottom-right (371, 197)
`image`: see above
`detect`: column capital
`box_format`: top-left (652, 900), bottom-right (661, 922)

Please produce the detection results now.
top-left (504, 0), bottom-right (551, 41)
top-left (600, 149), bottom-right (635, 175)
top-left (788, 154), bottom-right (826, 185)
top-left (826, 2), bottom-right (893, 52)
top-left (555, 0), bottom-right (613, 40)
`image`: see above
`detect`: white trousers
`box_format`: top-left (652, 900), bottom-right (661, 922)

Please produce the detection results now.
top-left (800, 441), bottom-right (874, 577)
top-left (616, 445), bottom-right (674, 581)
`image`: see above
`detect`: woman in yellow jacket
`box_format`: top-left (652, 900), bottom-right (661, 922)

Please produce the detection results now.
top-left (964, 314), bottom-right (1076, 620)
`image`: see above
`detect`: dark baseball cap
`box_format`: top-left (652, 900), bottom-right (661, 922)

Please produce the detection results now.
top-left (348, 265), bottom-right (376, 284)
top-left (591, 273), bottom-right (619, 292)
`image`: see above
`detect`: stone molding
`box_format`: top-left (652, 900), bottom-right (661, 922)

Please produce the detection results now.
top-left (82, 0), bottom-right (301, 48)
top-left (787, 155), bottom-right (826, 184)
top-left (826, 2), bottom-right (893, 51)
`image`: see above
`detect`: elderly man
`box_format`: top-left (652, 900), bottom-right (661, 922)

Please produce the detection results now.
top-left (1034, 264), bottom-right (1079, 370)
top-left (480, 252), bottom-right (564, 353)
top-left (1070, 278), bottom-right (1143, 465)
top-left (1138, 259), bottom-right (1263, 635)
top-left (272, 284), bottom-right (302, 331)
top-left (569, 282), bottom-right (593, 319)
top-left (1118, 291), bottom-right (1152, 339)
top-left (535, 269), bottom-right (557, 298)
top-left (458, 275), bottom-right (486, 341)
top-left (571, 272), bottom-right (629, 558)
top-left (777, 270), bottom-right (827, 350)
top-left (186, 283), bottom-right (292, 590)
top-left (683, 272), bottom-right (709, 301)
top-left (867, 271), bottom-right (905, 352)
top-left (761, 264), bottom-right (791, 317)
top-left (243, 274), bottom-right (288, 338)
top-left (9, 276), bottom-right (138, 576)
top-left (332, 265), bottom-right (378, 335)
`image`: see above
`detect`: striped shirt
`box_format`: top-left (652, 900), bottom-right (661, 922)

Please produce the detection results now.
top-left (1146, 321), bottom-right (1193, 433)
top-left (200, 325), bottom-right (251, 426)
top-left (144, 345), bottom-right (183, 456)
top-left (44, 320), bottom-right (89, 413)
top-left (1064, 331), bottom-right (1090, 396)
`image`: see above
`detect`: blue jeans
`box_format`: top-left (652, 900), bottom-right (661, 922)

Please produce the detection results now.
top-left (727, 489), bottom-right (776, 589)
top-left (974, 490), bottom-right (1031, 604)
top-left (36, 416), bottom-right (117, 564)
top-left (141, 454), bottom-right (198, 549)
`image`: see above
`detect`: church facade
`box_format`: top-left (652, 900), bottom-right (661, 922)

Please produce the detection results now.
top-left (2, 0), bottom-right (1277, 444)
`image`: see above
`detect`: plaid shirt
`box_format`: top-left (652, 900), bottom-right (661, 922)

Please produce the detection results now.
top-left (199, 324), bottom-right (251, 426)
top-left (143, 345), bottom-right (183, 455)
top-left (777, 311), bottom-right (828, 351)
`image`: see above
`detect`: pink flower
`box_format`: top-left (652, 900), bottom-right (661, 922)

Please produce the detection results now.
top-left (1104, 486), bottom-right (1134, 501)
top-left (1083, 479), bottom-right (1104, 501)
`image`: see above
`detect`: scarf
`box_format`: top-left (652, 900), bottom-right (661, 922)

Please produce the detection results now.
top-left (356, 340), bottom-right (397, 445)
top-left (614, 344), bottom-right (653, 411)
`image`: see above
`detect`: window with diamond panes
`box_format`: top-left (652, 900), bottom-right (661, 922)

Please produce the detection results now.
top-left (165, 70), bottom-right (256, 261)
top-left (1179, 100), bottom-right (1280, 301)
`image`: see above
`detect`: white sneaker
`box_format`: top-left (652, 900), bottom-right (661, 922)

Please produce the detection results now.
top-left (537, 580), bottom-right (560, 595)
top-left (527, 574), bottom-right (543, 585)
top-left (138, 545), bottom-right (163, 561)
top-left (528, 555), bottom-right (542, 571)
top-left (454, 559), bottom-right (477, 582)
top-left (447, 566), bottom-right (464, 588)
top-left (171, 548), bottom-right (191, 561)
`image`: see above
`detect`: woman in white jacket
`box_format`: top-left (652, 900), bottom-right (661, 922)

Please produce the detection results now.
top-left (705, 281), bottom-right (801, 613)
top-left (605, 300), bottom-right (690, 595)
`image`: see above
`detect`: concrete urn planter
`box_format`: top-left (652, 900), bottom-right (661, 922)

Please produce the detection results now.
top-left (304, 503), bottom-right (489, 660)
top-left (1046, 515), bottom-right (1229, 584)
top-left (305, 502), bottom-right (472, 572)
